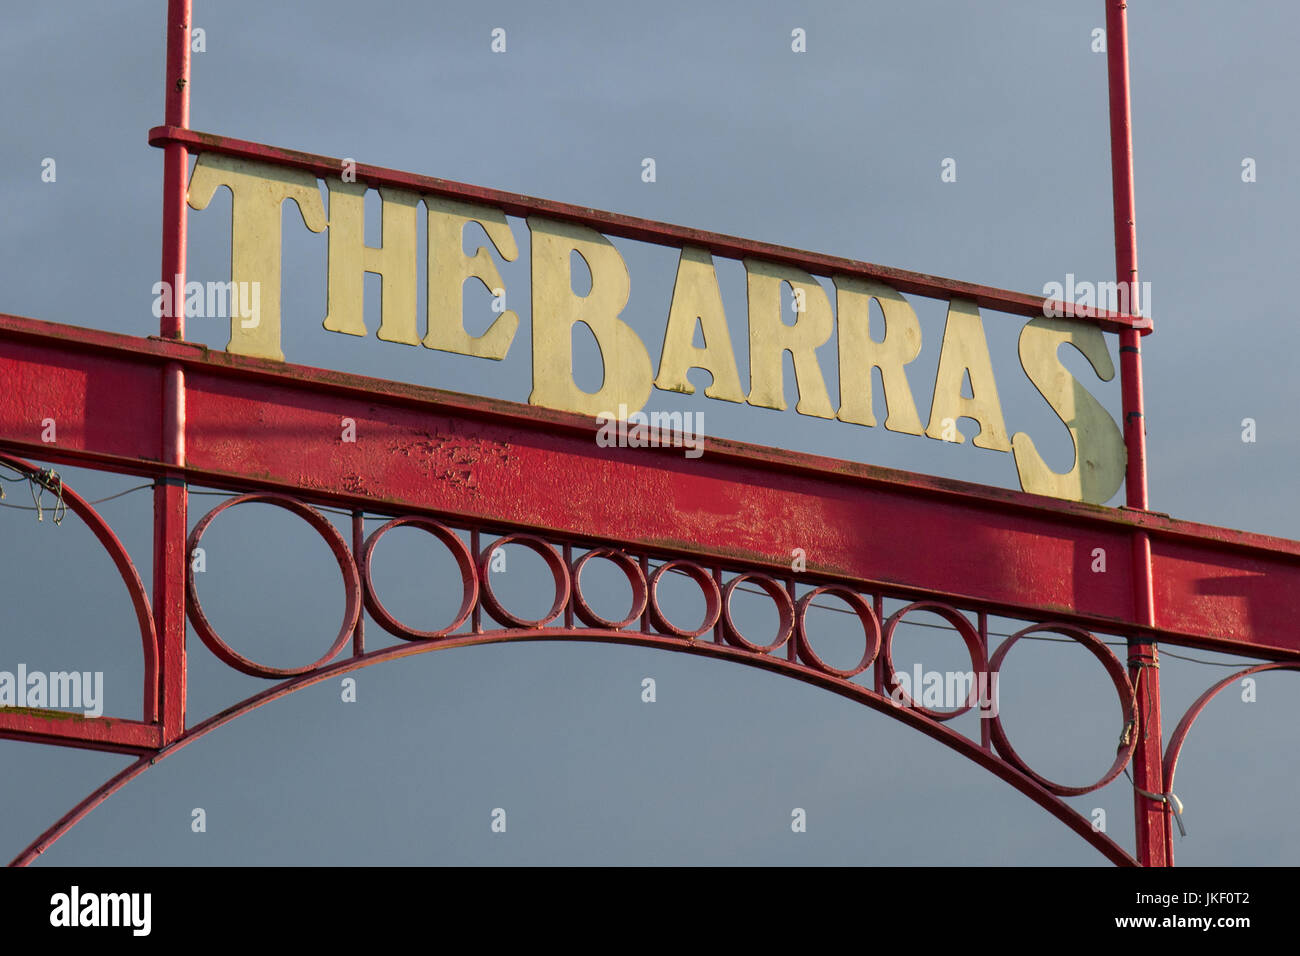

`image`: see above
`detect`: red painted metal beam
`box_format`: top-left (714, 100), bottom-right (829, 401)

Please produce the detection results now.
top-left (146, 126), bottom-right (1152, 335)
top-left (0, 713), bottom-right (160, 756)
top-left (2, 313), bottom-right (1296, 661)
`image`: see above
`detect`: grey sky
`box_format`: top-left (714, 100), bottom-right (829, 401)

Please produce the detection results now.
top-left (1, 0), bottom-right (1296, 865)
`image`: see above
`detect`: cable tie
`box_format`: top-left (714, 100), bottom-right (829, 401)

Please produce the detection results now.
top-left (1124, 767), bottom-right (1186, 837)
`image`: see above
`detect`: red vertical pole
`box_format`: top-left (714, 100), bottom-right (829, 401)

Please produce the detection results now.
top-left (978, 611), bottom-right (992, 750)
top-left (1105, 0), bottom-right (1171, 867)
top-left (154, 0), bottom-right (192, 744)
top-left (352, 511), bottom-right (366, 656)
top-left (563, 544), bottom-right (575, 629)
top-left (785, 577), bottom-right (797, 663)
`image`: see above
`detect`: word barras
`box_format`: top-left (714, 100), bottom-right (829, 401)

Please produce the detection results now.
top-left (187, 152), bottom-right (1126, 504)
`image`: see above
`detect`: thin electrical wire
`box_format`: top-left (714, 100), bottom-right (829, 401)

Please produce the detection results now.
top-left (188, 488), bottom-right (358, 519)
top-left (1158, 649), bottom-right (1251, 668)
top-left (0, 482), bottom-right (154, 510)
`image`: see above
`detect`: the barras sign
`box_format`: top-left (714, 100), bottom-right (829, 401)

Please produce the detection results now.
top-left (179, 149), bottom-right (1131, 505)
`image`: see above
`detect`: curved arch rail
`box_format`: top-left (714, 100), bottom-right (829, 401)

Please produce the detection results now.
top-left (10, 628), bottom-right (1142, 867)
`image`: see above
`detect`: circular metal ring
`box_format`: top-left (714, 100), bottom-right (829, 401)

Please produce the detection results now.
top-left (721, 573), bottom-right (794, 653)
top-left (647, 561), bottom-right (721, 639)
top-left (477, 534), bottom-right (570, 628)
top-left (185, 493), bottom-right (361, 679)
top-left (361, 517), bottom-right (478, 640)
top-left (880, 601), bottom-right (988, 721)
top-left (987, 622), bottom-right (1137, 797)
top-left (571, 549), bottom-right (647, 630)
top-left (795, 586), bottom-right (880, 678)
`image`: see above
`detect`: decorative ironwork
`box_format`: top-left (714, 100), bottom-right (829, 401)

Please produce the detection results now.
top-left (185, 493), bottom-right (361, 678)
top-left (2, 470), bottom-right (1295, 868)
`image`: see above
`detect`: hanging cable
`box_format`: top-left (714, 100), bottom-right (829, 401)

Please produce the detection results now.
top-left (0, 464), bottom-right (72, 525)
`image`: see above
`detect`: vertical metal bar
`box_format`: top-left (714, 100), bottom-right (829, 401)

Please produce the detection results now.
top-left (351, 511), bottom-right (365, 655)
top-left (563, 543), bottom-right (574, 629)
top-left (160, 0), bottom-right (191, 343)
top-left (153, 408), bottom-right (186, 744)
top-left (873, 594), bottom-right (885, 696)
top-left (471, 527), bottom-right (482, 633)
top-left (1106, 0), bottom-right (1170, 867)
top-left (711, 567), bottom-right (724, 644)
top-left (642, 556), bottom-right (652, 634)
top-left (1108, 5), bottom-right (1149, 511)
top-left (785, 577), bottom-right (797, 662)
top-left (978, 611), bottom-right (991, 751)
top-left (154, 0), bottom-right (192, 745)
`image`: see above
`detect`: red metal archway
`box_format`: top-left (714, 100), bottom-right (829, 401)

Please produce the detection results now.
top-left (2, 0), bottom-right (1298, 867)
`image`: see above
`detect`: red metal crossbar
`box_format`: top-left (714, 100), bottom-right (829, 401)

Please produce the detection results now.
top-left (1, 311), bottom-right (1297, 662)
